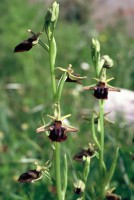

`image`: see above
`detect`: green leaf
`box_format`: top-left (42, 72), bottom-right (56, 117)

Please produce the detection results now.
top-left (91, 114), bottom-right (100, 150)
top-left (104, 147), bottom-right (119, 190)
top-left (56, 72), bottom-right (67, 102)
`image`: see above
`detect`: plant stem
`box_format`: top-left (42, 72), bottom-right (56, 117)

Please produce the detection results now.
top-left (48, 36), bottom-right (62, 200)
top-left (62, 154), bottom-right (68, 199)
top-left (99, 99), bottom-right (105, 198)
top-left (82, 158), bottom-right (90, 200)
top-left (54, 142), bottom-right (62, 200)
top-left (49, 37), bottom-right (57, 101)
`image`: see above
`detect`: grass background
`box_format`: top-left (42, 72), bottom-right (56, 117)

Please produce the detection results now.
top-left (0, 0), bottom-right (134, 199)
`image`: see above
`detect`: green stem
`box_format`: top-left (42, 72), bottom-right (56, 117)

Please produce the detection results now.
top-left (49, 37), bottom-right (57, 101)
top-left (82, 157), bottom-right (90, 200)
top-left (62, 154), bottom-right (68, 199)
top-left (48, 36), bottom-right (62, 200)
top-left (99, 99), bottom-right (105, 198)
top-left (54, 142), bottom-right (62, 200)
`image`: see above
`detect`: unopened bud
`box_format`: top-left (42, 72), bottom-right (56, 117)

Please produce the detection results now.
top-left (91, 38), bottom-right (100, 53)
top-left (102, 55), bottom-right (114, 69)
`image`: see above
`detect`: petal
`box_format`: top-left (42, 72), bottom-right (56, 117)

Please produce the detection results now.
top-left (36, 125), bottom-right (45, 133)
top-left (64, 125), bottom-right (78, 133)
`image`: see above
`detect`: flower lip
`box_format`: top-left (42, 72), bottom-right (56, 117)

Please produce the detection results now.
top-left (48, 120), bottom-right (67, 142)
top-left (73, 144), bottom-right (95, 162)
top-left (65, 74), bottom-right (82, 84)
top-left (14, 39), bottom-right (33, 52)
top-left (14, 36), bottom-right (38, 53)
top-left (94, 81), bottom-right (108, 99)
top-left (106, 192), bottom-right (121, 200)
top-left (74, 188), bottom-right (81, 195)
top-left (18, 169), bottom-right (42, 183)
top-left (14, 30), bottom-right (41, 53)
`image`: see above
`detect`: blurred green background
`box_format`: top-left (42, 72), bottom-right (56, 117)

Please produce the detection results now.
top-left (0, 0), bottom-right (134, 199)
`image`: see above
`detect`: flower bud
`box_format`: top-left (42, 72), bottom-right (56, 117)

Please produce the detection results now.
top-left (102, 55), bottom-right (114, 69)
top-left (44, 1), bottom-right (59, 37)
top-left (91, 38), bottom-right (100, 53)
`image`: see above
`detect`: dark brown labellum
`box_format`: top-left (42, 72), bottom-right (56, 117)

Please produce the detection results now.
top-left (14, 40), bottom-right (33, 52)
top-left (94, 82), bottom-right (108, 99)
top-left (106, 193), bottom-right (121, 200)
top-left (74, 188), bottom-right (81, 195)
top-left (18, 169), bottom-right (41, 183)
top-left (14, 36), bottom-right (37, 53)
top-left (94, 87), bottom-right (108, 99)
top-left (65, 74), bottom-right (81, 84)
top-left (73, 147), bottom-right (95, 162)
top-left (49, 121), bottom-right (67, 142)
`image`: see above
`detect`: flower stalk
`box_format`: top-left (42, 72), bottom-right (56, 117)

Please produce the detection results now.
top-left (54, 142), bottom-right (62, 200)
top-left (49, 37), bottom-right (57, 100)
top-left (82, 157), bottom-right (90, 200)
top-left (84, 38), bottom-right (120, 199)
top-left (99, 99), bottom-right (106, 198)
top-left (45, 2), bottom-right (62, 200)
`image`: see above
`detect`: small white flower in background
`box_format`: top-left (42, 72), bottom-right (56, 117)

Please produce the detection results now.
top-left (80, 62), bottom-right (90, 71)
